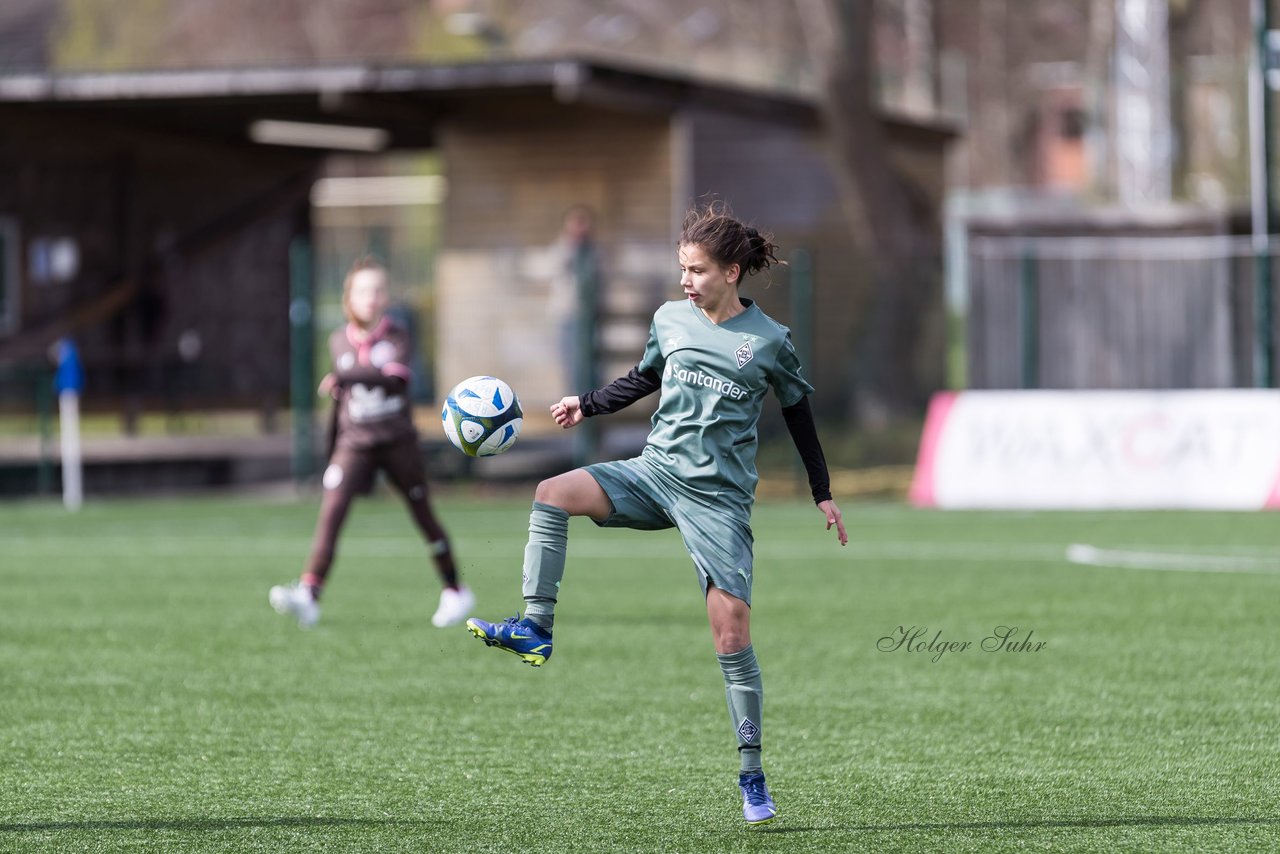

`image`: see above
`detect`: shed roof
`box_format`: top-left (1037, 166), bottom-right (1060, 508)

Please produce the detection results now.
top-left (0, 57), bottom-right (956, 150)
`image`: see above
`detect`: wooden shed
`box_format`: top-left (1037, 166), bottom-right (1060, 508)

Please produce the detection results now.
top-left (0, 58), bottom-right (954, 438)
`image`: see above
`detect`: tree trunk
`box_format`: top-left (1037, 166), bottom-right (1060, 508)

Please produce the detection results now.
top-left (799, 0), bottom-right (938, 423)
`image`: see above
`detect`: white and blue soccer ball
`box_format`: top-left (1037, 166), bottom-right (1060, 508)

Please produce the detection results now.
top-left (441, 375), bottom-right (523, 457)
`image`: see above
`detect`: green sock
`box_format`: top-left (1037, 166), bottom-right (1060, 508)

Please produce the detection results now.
top-left (521, 501), bottom-right (569, 632)
top-left (717, 644), bottom-right (763, 773)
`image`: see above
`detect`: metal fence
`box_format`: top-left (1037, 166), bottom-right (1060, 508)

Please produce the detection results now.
top-left (963, 235), bottom-right (1274, 390)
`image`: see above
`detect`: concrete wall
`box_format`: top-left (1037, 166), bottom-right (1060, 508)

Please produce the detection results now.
top-left (436, 100), bottom-right (673, 429)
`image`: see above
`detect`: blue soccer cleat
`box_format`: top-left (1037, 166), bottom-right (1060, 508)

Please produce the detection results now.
top-left (466, 615), bottom-right (553, 667)
top-left (739, 771), bottom-right (777, 826)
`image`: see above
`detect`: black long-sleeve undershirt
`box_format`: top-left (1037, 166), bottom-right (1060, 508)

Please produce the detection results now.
top-left (579, 365), bottom-right (833, 505)
top-left (579, 366), bottom-right (662, 416)
top-left (780, 395), bottom-right (832, 504)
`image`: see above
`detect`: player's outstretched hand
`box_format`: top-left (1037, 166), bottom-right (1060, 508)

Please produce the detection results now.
top-left (818, 499), bottom-right (848, 546)
top-left (318, 373), bottom-right (336, 397)
top-left (551, 396), bottom-right (585, 429)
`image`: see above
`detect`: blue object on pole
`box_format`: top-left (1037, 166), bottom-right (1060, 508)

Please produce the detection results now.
top-left (53, 338), bottom-right (84, 394)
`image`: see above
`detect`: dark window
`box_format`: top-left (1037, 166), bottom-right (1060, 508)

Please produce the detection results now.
top-left (1061, 107), bottom-right (1087, 140)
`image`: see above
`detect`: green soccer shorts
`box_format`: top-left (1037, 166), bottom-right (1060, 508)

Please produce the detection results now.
top-left (584, 456), bottom-right (756, 605)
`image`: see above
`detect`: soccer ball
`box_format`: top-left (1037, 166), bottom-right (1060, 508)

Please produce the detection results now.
top-left (441, 375), bottom-right (523, 457)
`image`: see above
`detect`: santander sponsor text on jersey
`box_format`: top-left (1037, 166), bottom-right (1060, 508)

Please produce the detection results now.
top-left (664, 360), bottom-right (748, 400)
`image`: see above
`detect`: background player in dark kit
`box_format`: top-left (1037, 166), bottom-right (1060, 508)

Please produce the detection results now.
top-left (270, 257), bottom-right (474, 629)
top-left (467, 203), bottom-right (847, 826)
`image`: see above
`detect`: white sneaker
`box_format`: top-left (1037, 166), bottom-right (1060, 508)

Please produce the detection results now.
top-left (431, 585), bottom-right (475, 628)
top-left (269, 583), bottom-right (320, 629)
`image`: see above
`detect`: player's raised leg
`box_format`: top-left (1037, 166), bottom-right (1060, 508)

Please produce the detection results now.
top-left (466, 469), bottom-right (610, 665)
top-left (707, 586), bottom-right (775, 825)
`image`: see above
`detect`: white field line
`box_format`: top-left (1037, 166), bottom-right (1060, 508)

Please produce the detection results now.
top-left (1065, 544), bottom-right (1280, 574)
top-left (0, 506), bottom-right (1159, 527)
top-left (6, 536), bottom-right (1280, 574)
top-left (2, 536), bottom-right (1067, 561)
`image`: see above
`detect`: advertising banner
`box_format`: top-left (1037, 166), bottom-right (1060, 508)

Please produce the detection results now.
top-left (909, 391), bottom-right (1280, 509)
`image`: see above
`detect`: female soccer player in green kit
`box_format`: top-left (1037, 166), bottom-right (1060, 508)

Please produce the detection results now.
top-left (468, 202), bottom-right (847, 826)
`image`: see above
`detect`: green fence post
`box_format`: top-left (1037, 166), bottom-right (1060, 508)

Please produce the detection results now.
top-left (1258, 253), bottom-right (1275, 388)
top-left (789, 249), bottom-right (815, 375)
top-left (1019, 250), bottom-right (1039, 390)
top-left (290, 237), bottom-right (316, 484)
top-left (572, 239), bottom-right (600, 469)
top-left (789, 249), bottom-right (816, 496)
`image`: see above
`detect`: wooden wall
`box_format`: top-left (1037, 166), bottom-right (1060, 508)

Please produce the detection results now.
top-left (0, 109), bottom-right (316, 416)
top-left (966, 226), bottom-right (1242, 390)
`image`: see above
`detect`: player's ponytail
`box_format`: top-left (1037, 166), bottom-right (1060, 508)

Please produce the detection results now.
top-left (679, 201), bottom-right (781, 285)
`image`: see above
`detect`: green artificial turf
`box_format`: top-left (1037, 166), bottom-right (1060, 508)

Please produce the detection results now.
top-left (3, 493), bottom-right (1280, 852)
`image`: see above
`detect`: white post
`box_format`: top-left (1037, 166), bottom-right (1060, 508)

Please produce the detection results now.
top-left (58, 389), bottom-right (82, 512)
top-left (1114, 0), bottom-right (1173, 206)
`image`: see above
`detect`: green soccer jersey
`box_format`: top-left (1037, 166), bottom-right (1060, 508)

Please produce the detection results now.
top-left (636, 298), bottom-right (814, 514)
